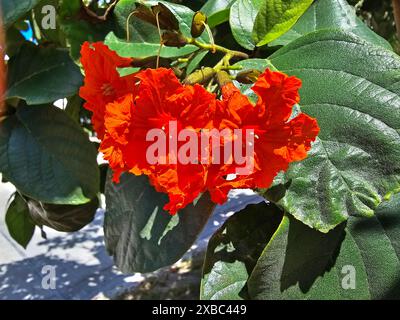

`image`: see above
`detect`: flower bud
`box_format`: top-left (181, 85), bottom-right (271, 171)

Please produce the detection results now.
top-left (191, 11), bottom-right (207, 38)
top-left (216, 71), bottom-right (232, 87)
top-left (235, 69), bottom-right (262, 84)
top-left (183, 67), bottom-right (216, 85)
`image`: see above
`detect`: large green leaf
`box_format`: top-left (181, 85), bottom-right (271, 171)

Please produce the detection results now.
top-left (7, 44), bottom-right (83, 105)
top-left (201, 202), bottom-right (283, 300)
top-left (248, 193), bottom-right (400, 299)
top-left (5, 192), bottom-right (35, 249)
top-left (104, 32), bottom-right (199, 59)
top-left (0, 0), bottom-right (41, 28)
top-left (270, 0), bottom-right (391, 50)
top-left (104, 173), bottom-right (215, 274)
top-left (234, 30), bottom-right (400, 232)
top-left (229, 0), bottom-right (263, 50)
top-left (200, 0), bottom-right (237, 28)
top-left (252, 0), bottom-right (314, 46)
top-left (0, 104), bottom-right (100, 205)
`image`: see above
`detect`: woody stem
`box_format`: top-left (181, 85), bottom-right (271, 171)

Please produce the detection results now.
top-left (393, 0), bottom-right (400, 39)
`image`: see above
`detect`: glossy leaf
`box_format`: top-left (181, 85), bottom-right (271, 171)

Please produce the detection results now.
top-left (7, 44), bottom-right (83, 105)
top-left (229, 0), bottom-right (263, 50)
top-left (270, 0), bottom-right (391, 49)
top-left (5, 193), bottom-right (35, 249)
top-left (104, 32), bottom-right (199, 59)
top-left (200, 0), bottom-right (237, 28)
top-left (252, 0), bottom-right (314, 46)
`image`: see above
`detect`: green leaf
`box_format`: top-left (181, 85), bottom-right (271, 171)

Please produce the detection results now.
top-left (104, 32), bottom-right (199, 59)
top-left (252, 0), bottom-right (314, 46)
top-left (270, 30), bottom-right (400, 231)
top-left (0, 0), bottom-right (41, 28)
top-left (186, 51), bottom-right (209, 74)
top-left (270, 0), bottom-right (391, 50)
top-left (60, 19), bottom-right (111, 62)
top-left (7, 44), bottom-right (83, 105)
top-left (248, 193), bottom-right (400, 299)
top-left (64, 95), bottom-right (83, 123)
top-left (229, 0), bottom-right (263, 50)
top-left (200, 0), bottom-right (237, 28)
top-left (0, 104), bottom-right (100, 205)
top-left (201, 202), bottom-right (283, 300)
top-left (5, 193), bottom-right (35, 249)
top-left (104, 173), bottom-right (215, 274)
top-left (238, 31), bottom-right (400, 232)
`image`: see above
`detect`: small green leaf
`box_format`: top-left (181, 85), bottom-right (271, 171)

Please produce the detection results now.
top-left (0, 104), bottom-right (100, 205)
top-left (7, 44), bottom-right (83, 105)
top-left (5, 193), bottom-right (35, 249)
top-left (229, 0), bottom-right (263, 50)
top-left (104, 173), bottom-right (215, 274)
top-left (201, 202), bottom-right (283, 300)
top-left (248, 193), bottom-right (400, 299)
top-left (186, 51), bottom-right (209, 74)
top-left (270, 0), bottom-right (391, 50)
top-left (104, 32), bottom-right (199, 59)
top-left (252, 0), bottom-right (314, 46)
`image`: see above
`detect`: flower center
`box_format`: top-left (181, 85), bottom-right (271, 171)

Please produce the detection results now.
top-left (101, 83), bottom-right (115, 97)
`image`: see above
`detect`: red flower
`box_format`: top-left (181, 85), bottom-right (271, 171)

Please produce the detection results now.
top-left (79, 42), bottom-right (138, 139)
top-left (79, 42), bottom-right (319, 214)
top-left (100, 68), bottom-right (216, 214)
top-left (207, 69), bottom-right (320, 204)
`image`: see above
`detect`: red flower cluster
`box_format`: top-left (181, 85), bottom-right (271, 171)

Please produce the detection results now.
top-left (80, 42), bottom-right (320, 214)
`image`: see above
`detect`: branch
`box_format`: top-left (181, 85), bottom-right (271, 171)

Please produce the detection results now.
top-left (393, 0), bottom-right (400, 39)
top-left (80, 0), bottom-right (119, 23)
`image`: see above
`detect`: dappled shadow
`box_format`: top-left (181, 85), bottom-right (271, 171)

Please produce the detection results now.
top-left (0, 191), bottom-right (264, 300)
top-left (196, 190), bottom-right (265, 246)
top-left (0, 213), bottom-right (129, 300)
